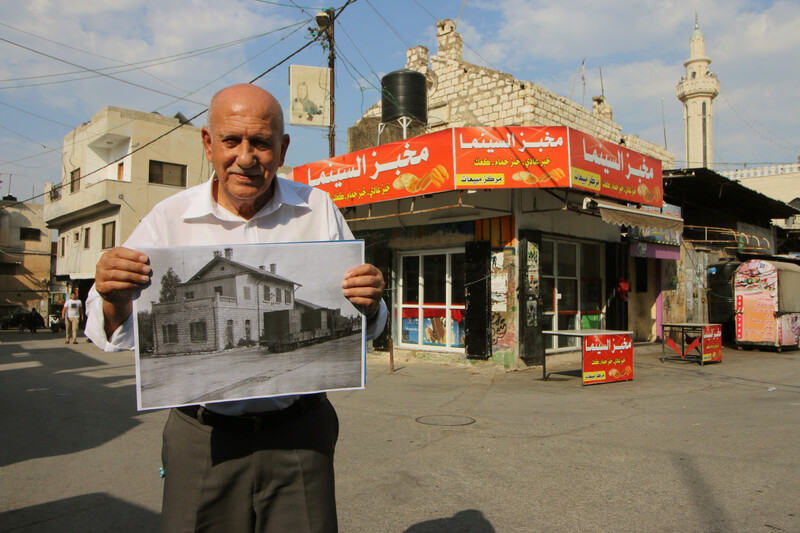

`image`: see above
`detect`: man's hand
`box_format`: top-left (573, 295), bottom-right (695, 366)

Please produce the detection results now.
top-left (342, 264), bottom-right (384, 319)
top-left (95, 247), bottom-right (151, 337)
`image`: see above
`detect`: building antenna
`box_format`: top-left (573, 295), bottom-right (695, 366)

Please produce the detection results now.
top-left (661, 97), bottom-right (668, 150)
top-left (599, 66), bottom-right (605, 100)
top-left (455, 0), bottom-right (469, 28)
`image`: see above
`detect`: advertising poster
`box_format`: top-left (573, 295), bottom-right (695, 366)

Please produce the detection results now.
top-left (453, 126), bottom-right (570, 190)
top-left (289, 65), bottom-right (331, 127)
top-left (734, 260), bottom-right (778, 344)
top-left (569, 129), bottom-right (663, 207)
top-left (702, 325), bottom-right (723, 362)
top-left (582, 334), bottom-right (634, 385)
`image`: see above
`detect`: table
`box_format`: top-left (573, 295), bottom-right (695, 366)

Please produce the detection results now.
top-left (661, 323), bottom-right (722, 365)
top-left (542, 329), bottom-right (634, 385)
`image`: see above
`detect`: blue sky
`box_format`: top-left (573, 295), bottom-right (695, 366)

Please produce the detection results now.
top-left (1, 0), bottom-right (798, 203)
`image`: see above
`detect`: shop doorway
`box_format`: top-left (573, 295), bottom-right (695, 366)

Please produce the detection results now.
top-left (542, 239), bottom-right (604, 352)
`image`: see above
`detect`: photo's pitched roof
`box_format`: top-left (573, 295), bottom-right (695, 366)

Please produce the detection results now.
top-left (294, 299), bottom-right (324, 311)
top-left (182, 256), bottom-right (302, 288)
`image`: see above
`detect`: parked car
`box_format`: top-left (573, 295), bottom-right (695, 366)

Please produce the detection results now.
top-left (1, 312), bottom-right (45, 330)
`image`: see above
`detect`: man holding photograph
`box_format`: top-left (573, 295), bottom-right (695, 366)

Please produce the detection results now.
top-left (85, 83), bottom-right (386, 533)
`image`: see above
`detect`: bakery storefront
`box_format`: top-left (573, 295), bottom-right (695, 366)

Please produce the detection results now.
top-left (293, 126), bottom-right (674, 367)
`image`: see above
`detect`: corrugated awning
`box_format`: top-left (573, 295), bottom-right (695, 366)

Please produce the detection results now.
top-left (593, 199), bottom-right (684, 232)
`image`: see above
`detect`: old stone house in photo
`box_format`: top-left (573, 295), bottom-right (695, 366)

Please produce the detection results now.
top-left (149, 248), bottom-right (300, 355)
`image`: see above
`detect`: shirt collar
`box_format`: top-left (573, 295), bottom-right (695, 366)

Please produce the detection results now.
top-left (181, 173), bottom-right (310, 222)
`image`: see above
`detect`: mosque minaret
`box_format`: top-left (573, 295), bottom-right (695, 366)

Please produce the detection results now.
top-left (676, 16), bottom-right (720, 168)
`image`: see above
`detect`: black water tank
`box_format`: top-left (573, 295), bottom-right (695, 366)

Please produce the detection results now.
top-left (381, 69), bottom-right (427, 124)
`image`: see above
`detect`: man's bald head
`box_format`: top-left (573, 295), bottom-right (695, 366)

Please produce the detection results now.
top-left (201, 83), bottom-right (290, 219)
top-left (207, 84), bottom-right (285, 138)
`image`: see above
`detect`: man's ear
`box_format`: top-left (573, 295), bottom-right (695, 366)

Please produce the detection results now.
top-left (279, 134), bottom-right (290, 166)
top-left (201, 127), bottom-right (213, 162)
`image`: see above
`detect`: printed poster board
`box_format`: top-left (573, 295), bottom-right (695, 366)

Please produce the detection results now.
top-left (702, 325), bottom-right (723, 362)
top-left (132, 241), bottom-right (366, 411)
top-left (735, 260), bottom-right (778, 344)
top-left (582, 334), bottom-right (634, 385)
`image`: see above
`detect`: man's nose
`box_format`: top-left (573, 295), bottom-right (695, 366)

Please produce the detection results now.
top-left (236, 141), bottom-right (258, 167)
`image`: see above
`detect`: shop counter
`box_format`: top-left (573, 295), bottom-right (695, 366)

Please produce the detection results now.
top-left (661, 323), bottom-right (722, 365)
top-left (542, 329), bottom-right (634, 385)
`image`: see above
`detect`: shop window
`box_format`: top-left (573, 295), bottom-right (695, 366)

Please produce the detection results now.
top-left (20, 227), bottom-right (41, 241)
top-left (102, 222), bottom-right (116, 249)
top-left (399, 250), bottom-right (466, 349)
top-left (190, 321), bottom-right (207, 343)
top-left (149, 160), bottom-right (187, 187)
top-left (162, 324), bottom-right (178, 344)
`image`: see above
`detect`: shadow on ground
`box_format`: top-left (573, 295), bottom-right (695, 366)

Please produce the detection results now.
top-left (404, 509), bottom-right (495, 533)
top-left (0, 333), bottom-right (141, 467)
top-left (0, 493), bottom-right (159, 532)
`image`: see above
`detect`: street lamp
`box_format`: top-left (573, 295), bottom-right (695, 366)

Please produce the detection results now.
top-left (315, 9), bottom-right (335, 157)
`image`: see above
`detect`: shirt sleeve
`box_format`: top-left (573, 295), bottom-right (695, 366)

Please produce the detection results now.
top-left (84, 286), bottom-right (137, 352)
top-left (84, 216), bottom-right (158, 352)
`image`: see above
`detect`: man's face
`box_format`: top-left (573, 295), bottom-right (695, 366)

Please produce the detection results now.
top-left (202, 87), bottom-right (290, 216)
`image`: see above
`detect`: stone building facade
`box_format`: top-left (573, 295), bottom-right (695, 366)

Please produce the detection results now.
top-left (149, 249), bottom-right (297, 355)
top-left (349, 19), bottom-right (673, 168)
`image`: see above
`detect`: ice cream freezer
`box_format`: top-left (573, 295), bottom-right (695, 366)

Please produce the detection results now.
top-left (734, 259), bottom-right (800, 351)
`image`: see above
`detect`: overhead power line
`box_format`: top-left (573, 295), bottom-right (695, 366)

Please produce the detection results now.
top-left (0, 21), bottom-right (308, 86)
top-left (0, 36), bottom-right (204, 105)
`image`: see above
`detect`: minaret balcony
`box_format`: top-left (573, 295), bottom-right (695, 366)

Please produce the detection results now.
top-left (676, 77), bottom-right (720, 101)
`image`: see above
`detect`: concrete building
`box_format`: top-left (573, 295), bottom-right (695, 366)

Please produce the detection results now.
top-left (676, 17), bottom-right (720, 169)
top-left (43, 107), bottom-right (204, 295)
top-left (0, 197), bottom-right (52, 318)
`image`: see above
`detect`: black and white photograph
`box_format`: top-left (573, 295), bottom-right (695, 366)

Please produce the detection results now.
top-left (132, 241), bottom-right (365, 411)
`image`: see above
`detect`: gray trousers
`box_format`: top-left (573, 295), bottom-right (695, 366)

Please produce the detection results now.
top-left (160, 398), bottom-right (339, 533)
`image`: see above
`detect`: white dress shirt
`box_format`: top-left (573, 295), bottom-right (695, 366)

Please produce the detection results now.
top-left (85, 176), bottom-right (387, 415)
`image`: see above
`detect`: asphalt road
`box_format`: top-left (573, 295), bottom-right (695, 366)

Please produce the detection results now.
top-left (1, 330), bottom-right (798, 532)
top-left (139, 334), bottom-right (363, 409)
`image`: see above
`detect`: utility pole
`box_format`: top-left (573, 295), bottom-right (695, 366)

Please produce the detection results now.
top-left (316, 9), bottom-right (336, 157)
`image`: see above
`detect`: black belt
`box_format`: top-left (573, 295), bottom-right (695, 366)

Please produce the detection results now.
top-left (177, 393), bottom-right (326, 433)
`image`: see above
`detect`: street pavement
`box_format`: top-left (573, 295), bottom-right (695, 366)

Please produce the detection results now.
top-left (1, 329), bottom-right (798, 532)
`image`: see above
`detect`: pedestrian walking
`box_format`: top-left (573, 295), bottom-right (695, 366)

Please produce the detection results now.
top-left (62, 291), bottom-right (84, 344)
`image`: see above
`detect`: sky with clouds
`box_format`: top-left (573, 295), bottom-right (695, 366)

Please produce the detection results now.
top-left (1, 0), bottom-right (798, 203)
